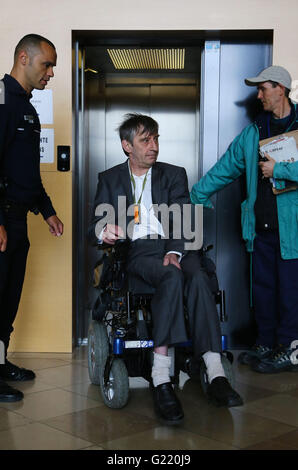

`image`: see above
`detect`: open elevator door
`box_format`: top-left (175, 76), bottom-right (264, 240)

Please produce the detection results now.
top-left (200, 41), bottom-right (272, 348)
top-left (73, 33), bottom-right (272, 347)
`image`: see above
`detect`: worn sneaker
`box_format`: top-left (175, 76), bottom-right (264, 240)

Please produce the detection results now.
top-left (238, 344), bottom-right (273, 365)
top-left (252, 344), bottom-right (298, 374)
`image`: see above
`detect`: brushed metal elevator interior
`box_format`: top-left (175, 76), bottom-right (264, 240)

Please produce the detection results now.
top-left (84, 46), bottom-right (201, 191)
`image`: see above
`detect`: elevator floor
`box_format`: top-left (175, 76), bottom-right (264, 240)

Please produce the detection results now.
top-left (0, 347), bottom-right (298, 450)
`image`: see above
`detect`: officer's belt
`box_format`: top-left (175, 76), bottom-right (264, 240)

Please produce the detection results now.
top-left (0, 200), bottom-right (30, 217)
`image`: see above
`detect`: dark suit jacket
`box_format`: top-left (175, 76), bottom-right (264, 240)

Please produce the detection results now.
top-left (88, 160), bottom-right (191, 254)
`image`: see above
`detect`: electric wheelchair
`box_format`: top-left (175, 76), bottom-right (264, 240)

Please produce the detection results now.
top-left (87, 240), bottom-right (234, 409)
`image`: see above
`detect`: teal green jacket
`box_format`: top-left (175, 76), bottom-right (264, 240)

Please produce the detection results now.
top-left (190, 110), bottom-right (298, 260)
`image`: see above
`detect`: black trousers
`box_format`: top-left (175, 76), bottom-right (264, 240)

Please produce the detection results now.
top-left (0, 213), bottom-right (29, 355)
top-left (253, 230), bottom-right (298, 348)
top-left (127, 239), bottom-right (222, 356)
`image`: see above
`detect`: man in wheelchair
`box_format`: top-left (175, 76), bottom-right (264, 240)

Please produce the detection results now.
top-left (89, 113), bottom-right (243, 425)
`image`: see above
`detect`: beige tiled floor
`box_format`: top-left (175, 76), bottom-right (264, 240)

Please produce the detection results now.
top-left (1, 348), bottom-right (298, 450)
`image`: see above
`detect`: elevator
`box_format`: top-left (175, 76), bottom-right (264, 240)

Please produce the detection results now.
top-left (73, 30), bottom-right (272, 348)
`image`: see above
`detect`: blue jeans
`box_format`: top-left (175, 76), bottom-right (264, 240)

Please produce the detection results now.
top-left (252, 230), bottom-right (298, 348)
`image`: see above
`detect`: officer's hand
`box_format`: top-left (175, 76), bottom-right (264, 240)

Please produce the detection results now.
top-left (46, 215), bottom-right (64, 237)
top-left (102, 224), bottom-right (124, 245)
top-left (259, 153), bottom-right (276, 178)
top-left (163, 253), bottom-right (181, 270)
top-left (0, 225), bottom-right (7, 252)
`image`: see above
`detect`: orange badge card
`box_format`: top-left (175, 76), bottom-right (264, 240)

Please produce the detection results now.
top-left (134, 204), bottom-right (140, 224)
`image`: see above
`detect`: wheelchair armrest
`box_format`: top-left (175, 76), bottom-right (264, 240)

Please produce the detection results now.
top-left (95, 238), bottom-right (130, 251)
top-left (202, 244), bottom-right (213, 253)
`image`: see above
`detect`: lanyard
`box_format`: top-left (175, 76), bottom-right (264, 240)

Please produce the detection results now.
top-left (130, 169), bottom-right (149, 204)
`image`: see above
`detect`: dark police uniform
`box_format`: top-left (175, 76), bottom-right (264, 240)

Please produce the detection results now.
top-left (0, 74), bottom-right (56, 356)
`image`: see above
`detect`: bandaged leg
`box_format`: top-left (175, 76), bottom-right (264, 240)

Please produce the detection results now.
top-left (151, 352), bottom-right (172, 387)
top-left (202, 351), bottom-right (225, 383)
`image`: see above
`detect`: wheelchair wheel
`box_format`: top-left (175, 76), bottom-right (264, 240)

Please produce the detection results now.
top-left (87, 320), bottom-right (109, 385)
top-left (100, 358), bottom-right (129, 409)
top-left (199, 354), bottom-right (235, 396)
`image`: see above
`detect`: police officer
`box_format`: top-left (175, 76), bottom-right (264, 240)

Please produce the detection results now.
top-left (0, 34), bottom-right (63, 402)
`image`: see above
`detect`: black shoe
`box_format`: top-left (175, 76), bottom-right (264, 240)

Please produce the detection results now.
top-left (0, 379), bottom-right (24, 402)
top-left (151, 382), bottom-right (184, 425)
top-left (251, 344), bottom-right (298, 374)
top-left (207, 377), bottom-right (243, 408)
top-left (0, 360), bottom-right (36, 381)
top-left (238, 344), bottom-right (273, 365)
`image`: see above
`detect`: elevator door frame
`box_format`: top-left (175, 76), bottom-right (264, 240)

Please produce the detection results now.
top-left (73, 30), bottom-right (273, 347)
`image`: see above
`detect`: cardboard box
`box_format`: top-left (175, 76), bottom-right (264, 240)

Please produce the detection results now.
top-left (259, 130), bottom-right (298, 195)
top-left (259, 129), bottom-right (298, 148)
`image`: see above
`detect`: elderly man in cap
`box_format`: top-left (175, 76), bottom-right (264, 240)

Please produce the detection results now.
top-left (191, 65), bottom-right (298, 373)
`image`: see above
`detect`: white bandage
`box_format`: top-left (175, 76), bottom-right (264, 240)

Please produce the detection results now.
top-left (151, 352), bottom-right (171, 387)
top-left (202, 351), bottom-right (225, 383)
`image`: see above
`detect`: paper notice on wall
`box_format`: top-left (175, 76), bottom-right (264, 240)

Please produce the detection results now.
top-left (30, 89), bottom-right (53, 125)
top-left (40, 128), bottom-right (54, 164)
top-left (0, 80), bottom-right (4, 105)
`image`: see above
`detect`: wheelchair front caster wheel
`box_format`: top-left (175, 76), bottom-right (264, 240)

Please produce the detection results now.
top-left (100, 358), bottom-right (129, 409)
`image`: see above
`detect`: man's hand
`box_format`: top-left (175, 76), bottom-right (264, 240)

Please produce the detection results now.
top-left (0, 225), bottom-right (7, 252)
top-left (102, 224), bottom-right (124, 245)
top-left (163, 253), bottom-right (181, 270)
top-left (46, 215), bottom-right (64, 237)
top-left (259, 153), bottom-right (276, 178)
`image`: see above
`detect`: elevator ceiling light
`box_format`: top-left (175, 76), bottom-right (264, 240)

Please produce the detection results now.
top-left (85, 68), bottom-right (98, 73)
top-left (107, 49), bottom-right (185, 70)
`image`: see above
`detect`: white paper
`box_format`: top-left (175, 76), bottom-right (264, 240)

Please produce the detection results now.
top-left (260, 136), bottom-right (298, 163)
top-left (40, 128), bottom-right (54, 164)
top-left (30, 89), bottom-right (53, 125)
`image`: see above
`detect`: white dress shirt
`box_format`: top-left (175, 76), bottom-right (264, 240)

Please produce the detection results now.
top-left (129, 163), bottom-right (181, 260)
top-left (98, 162), bottom-right (182, 260)
top-left (130, 167), bottom-right (164, 240)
